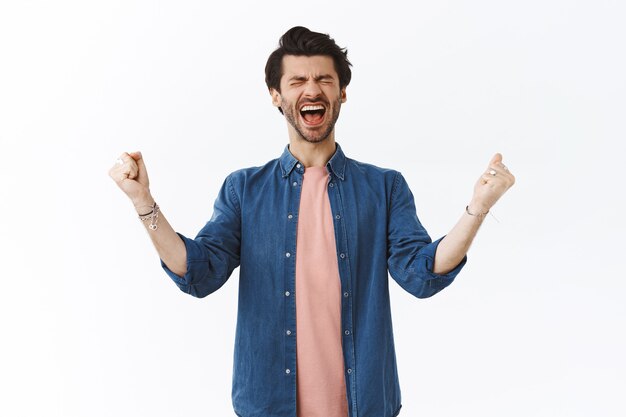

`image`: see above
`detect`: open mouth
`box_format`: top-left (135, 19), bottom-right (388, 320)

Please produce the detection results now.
top-left (299, 104), bottom-right (326, 126)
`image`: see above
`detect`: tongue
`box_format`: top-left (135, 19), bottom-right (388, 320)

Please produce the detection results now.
top-left (303, 112), bottom-right (323, 124)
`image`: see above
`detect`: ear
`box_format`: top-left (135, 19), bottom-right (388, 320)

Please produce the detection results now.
top-left (270, 88), bottom-right (282, 108)
top-left (340, 87), bottom-right (347, 103)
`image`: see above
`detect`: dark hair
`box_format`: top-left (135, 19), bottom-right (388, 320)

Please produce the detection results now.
top-left (265, 26), bottom-right (352, 96)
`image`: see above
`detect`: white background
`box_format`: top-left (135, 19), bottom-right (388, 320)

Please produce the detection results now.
top-left (1, 1), bottom-right (624, 416)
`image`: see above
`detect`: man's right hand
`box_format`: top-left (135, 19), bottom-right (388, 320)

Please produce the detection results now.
top-left (109, 151), bottom-right (154, 210)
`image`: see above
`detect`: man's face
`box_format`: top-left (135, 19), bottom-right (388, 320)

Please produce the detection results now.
top-left (271, 55), bottom-right (347, 144)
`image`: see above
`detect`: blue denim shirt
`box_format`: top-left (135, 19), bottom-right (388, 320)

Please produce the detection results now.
top-left (160, 142), bottom-right (467, 417)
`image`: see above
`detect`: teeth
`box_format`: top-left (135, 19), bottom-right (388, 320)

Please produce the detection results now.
top-left (300, 105), bottom-right (325, 112)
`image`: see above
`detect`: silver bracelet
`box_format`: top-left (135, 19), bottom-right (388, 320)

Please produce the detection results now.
top-left (138, 201), bottom-right (160, 230)
top-left (465, 205), bottom-right (489, 218)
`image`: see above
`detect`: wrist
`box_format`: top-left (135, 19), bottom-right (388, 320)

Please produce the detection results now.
top-left (133, 194), bottom-right (155, 213)
top-left (468, 199), bottom-right (490, 215)
top-left (466, 201), bottom-right (489, 218)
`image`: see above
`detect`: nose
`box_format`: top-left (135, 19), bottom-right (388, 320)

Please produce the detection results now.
top-left (302, 80), bottom-right (323, 99)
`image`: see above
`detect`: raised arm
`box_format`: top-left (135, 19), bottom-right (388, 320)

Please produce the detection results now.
top-left (109, 151), bottom-right (241, 297)
top-left (433, 153), bottom-right (516, 274)
top-left (109, 151), bottom-right (187, 276)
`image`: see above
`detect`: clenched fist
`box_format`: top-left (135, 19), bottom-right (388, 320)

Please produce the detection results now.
top-left (108, 151), bottom-right (152, 206)
top-left (469, 153), bottom-right (515, 214)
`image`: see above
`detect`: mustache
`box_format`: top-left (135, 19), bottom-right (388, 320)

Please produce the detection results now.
top-left (298, 98), bottom-right (329, 106)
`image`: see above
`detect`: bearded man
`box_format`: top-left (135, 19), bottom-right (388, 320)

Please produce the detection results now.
top-left (110, 26), bottom-right (515, 417)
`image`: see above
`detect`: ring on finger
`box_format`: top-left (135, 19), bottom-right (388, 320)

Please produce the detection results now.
top-left (488, 169), bottom-right (497, 176)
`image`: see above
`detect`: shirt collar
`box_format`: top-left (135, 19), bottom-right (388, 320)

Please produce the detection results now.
top-left (279, 141), bottom-right (346, 180)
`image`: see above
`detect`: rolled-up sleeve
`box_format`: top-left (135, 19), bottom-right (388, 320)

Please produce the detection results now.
top-left (387, 172), bottom-right (466, 298)
top-left (160, 174), bottom-right (241, 298)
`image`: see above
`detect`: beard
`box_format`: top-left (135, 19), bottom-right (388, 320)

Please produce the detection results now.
top-left (282, 97), bottom-right (342, 144)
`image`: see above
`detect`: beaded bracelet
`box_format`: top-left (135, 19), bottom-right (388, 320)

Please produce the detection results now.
top-left (138, 201), bottom-right (160, 230)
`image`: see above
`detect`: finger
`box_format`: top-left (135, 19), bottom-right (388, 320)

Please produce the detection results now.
top-left (481, 171), bottom-right (515, 191)
top-left (487, 163), bottom-right (515, 179)
top-left (129, 150), bottom-right (142, 162)
top-left (119, 170), bottom-right (129, 183)
top-left (116, 152), bottom-right (139, 180)
top-left (127, 163), bottom-right (138, 179)
top-left (117, 152), bottom-right (131, 164)
top-left (111, 152), bottom-right (129, 171)
top-left (129, 151), bottom-right (149, 184)
top-left (488, 153), bottom-right (502, 166)
top-left (480, 174), bottom-right (494, 184)
top-left (109, 153), bottom-right (128, 183)
top-left (480, 172), bottom-right (509, 185)
top-left (486, 166), bottom-right (504, 177)
top-left (494, 159), bottom-right (512, 173)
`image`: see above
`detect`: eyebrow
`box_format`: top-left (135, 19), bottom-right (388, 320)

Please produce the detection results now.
top-left (287, 74), bottom-right (336, 82)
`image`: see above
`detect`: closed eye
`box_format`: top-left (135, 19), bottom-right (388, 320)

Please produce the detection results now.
top-left (317, 76), bottom-right (335, 84)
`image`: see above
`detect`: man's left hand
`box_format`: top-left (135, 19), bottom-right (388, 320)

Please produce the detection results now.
top-left (468, 153), bottom-right (516, 213)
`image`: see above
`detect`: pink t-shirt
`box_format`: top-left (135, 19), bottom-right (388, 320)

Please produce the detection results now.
top-left (295, 166), bottom-right (349, 417)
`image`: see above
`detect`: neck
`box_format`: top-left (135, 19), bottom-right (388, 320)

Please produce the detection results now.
top-left (288, 134), bottom-right (337, 168)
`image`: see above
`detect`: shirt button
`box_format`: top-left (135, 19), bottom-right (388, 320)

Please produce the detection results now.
top-left (292, 181), bottom-right (298, 187)
top-left (286, 330), bottom-right (292, 335)
top-left (343, 292), bottom-right (349, 297)
top-left (285, 252), bottom-right (291, 258)
top-left (286, 369), bottom-right (291, 374)
top-left (344, 329), bottom-right (350, 335)
top-left (347, 368), bottom-right (352, 374)
top-left (329, 182), bottom-right (334, 187)
top-left (335, 214), bottom-right (341, 220)
top-left (296, 163), bottom-right (301, 168)
top-left (339, 253), bottom-right (346, 259)
top-left (285, 291), bottom-right (290, 296)
top-left (287, 214), bottom-right (293, 219)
